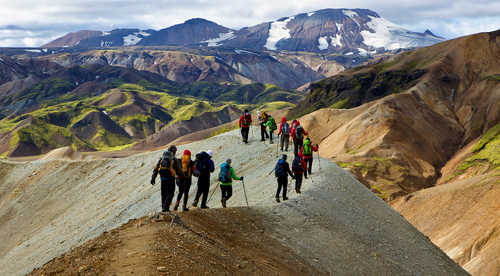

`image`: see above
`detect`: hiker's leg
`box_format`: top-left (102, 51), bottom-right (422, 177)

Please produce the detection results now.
top-left (276, 179), bottom-right (282, 198)
top-left (161, 179), bottom-right (169, 211)
top-left (280, 134), bottom-right (285, 150)
top-left (293, 140), bottom-right (298, 156)
top-left (240, 127), bottom-right (245, 141)
top-left (283, 178), bottom-right (288, 199)
top-left (226, 185), bottom-right (233, 200)
top-left (244, 127), bottom-right (249, 142)
top-left (220, 185), bottom-right (227, 199)
top-left (193, 178), bottom-right (202, 205)
top-left (284, 135), bottom-right (290, 151)
top-left (183, 179), bottom-right (191, 207)
top-left (176, 178), bottom-right (184, 202)
top-left (308, 158), bottom-right (313, 174)
top-left (201, 177), bottom-right (210, 207)
top-left (165, 177), bottom-right (176, 210)
top-left (296, 174), bottom-right (302, 190)
top-left (270, 131), bottom-right (273, 143)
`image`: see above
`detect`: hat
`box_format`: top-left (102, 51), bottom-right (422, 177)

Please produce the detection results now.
top-left (168, 145), bottom-right (177, 153)
top-left (206, 150), bottom-right (213, 157)
top-left (244, 109), bottom-right (249, 113)
top-left (282, 154), bottom-right (287, 160)
top-left (183, 149), bottom-right (191, 156)
top-left (226, 158), bottom-right (232, 164)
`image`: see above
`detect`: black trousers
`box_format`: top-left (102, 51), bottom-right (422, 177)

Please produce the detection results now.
top-left (276, 176), bottom-right (288, 198)
top-left (269, 130), bottom-right (274, 143)
top-left (221, 185), bottom-right (233, 200)
top-left (260, 123), bottom-right (269, 140)
top-left (161, 177), bottom-right (176, 211)
top-left (306, 158), bottom-right (313, 174)
top-left (295, 173), bottom-right (303, 191)
top-left (241, 127), bottom-right (249, 142)
top-left (194, 176), bottom-right (210, 207)
top-left (293, 138), bottom-right (303, 156)
top-left (176, 178), bottom-right (192, 206)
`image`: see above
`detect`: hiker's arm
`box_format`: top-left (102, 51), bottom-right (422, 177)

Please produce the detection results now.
top-left (312, 144), bottom-right (319, 151)
top-left (277, 123), bottom-right (282, 135)
top-left (209, 160), bottom-right (215, 173)
top-left (151, 160), bottom-right (160, 184)
top-left (286, 164), bottom-right (294, 178)
top-left (230, 167), bottom-right (242, 181)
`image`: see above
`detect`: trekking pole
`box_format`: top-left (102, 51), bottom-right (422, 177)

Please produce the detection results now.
top-left (241, 179), bottom-right (249, 207)
top-left (317, 150), bottom-right (321, 170)
top-left (208, 181), bottom-right (220, 203)
top-left (276, 134), bottom-right (279, 157)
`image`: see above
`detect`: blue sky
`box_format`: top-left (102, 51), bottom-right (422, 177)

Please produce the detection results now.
top-left (0, 0), bottom-right (499, 47)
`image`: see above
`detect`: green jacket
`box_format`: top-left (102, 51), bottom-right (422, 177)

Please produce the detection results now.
top-left (219, 164), bottom-right (242, 186)
top-left (265, 117), bottom-right (277, 131)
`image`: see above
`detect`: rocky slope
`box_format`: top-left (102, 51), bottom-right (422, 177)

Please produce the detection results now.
top-left (41, 30), bottom-right (103, 48)
top-left (291, 29), bottom-right (500, 200)
top-left (0, 128), bottom-right (466, 275)
top-left (39, 48), bottom-right (345, 90)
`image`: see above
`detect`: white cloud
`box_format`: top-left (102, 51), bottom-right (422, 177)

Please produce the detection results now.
top-left (0, 0), bottom-right (498, 46)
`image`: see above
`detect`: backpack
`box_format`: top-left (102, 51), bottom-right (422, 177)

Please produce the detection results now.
top-left (181, 155), bottom-right (192, 178)
top-left (159, 152), bottom-right (175, 176)
top-left (242, 113), bottom-right (251, 126)
top-left (193, 152), bottom-right (205, 176)
top-left (219, 163), bottom-right (232, 183)
top-left (292, 156), bottom-right (303, 173)
top-left (303, 139), bottom-right (312, 155)
top-left (281, 122), bottom-right (290, 135)
top-left (274, 159), bottom-right (286, 178)
top-left (295, 126), bottom-right (304, 141)
top-left (268, 117), bottom-right (277, 131)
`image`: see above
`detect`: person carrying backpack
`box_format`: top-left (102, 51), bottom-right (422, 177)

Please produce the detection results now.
top-left (291, 122), bottom-right (308, 156)
top-left (277, 117), bottom-right (291, 152)
top-left (239, 109), bottom-right (252, 144)
top-left (265, 115), bottom-right (277, 144)
top-left (174, 149), bottom-right (196, 212)
top-left (151, 145), bottom-right (181, 212)
top-left (218, 158), bottom-right (243, 208)
top-left (259, 111), bottom-right (270, 141)
top-left (299, 138), bottom-right (319, 175)
top-left (192, 150), bottom-right (215, 209)
top-left (292, 155), bottom-right (308, 194)
top-left (274, 154), bottom-right (295, 202)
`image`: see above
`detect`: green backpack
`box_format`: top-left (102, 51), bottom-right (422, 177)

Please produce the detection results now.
top-left (268, 117), bottom-right (277, 131)
top-left (303, 139), bottom-right (312, 155)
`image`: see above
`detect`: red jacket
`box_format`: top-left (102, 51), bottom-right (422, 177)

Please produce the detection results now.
top-left (239, 113), bottom-right (252, 128)
top-left (277, 117), bottom-right (289, 135)
top-left (299, 143), bottom-right (318, 160)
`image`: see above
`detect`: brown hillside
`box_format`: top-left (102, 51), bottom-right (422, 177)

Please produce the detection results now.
top-left (42, 30), bottom-right (103, 48)
top-left (297, 30), bottom-right (500, 199)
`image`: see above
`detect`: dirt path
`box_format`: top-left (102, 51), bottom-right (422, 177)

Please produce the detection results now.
top-left (31, 208), bottom-right (322, 275)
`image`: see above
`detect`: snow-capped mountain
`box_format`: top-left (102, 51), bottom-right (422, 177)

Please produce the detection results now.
top-left (222, 9), bottom-right (444, 53)
top-left (44, 8), bottom-right (445, 54)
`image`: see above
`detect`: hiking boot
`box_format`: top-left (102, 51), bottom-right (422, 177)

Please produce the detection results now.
top-left (221, 198), bottom-right (227, 208)
top-left (173, 200), bottom-right (180, 211)
top-left (260, 139), bottom-right (265, 142)
top-left (200, 205), bottom-right (210, 209)
top-left (192, 199), bottom-right (198, 207)
top-left (275, 197), bottom-right (280, 203)
top-left (283, 197), bottom-right (289, 201)
top-left (162, 208), bottom-right (169, 212)
top-left (183, 207), bottom-right (189, 212)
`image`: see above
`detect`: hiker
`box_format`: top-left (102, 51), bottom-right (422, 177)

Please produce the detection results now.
top-left (291, 121), bottom-right (308, 156)
top-left (151, 145), bottom-right (181, 212)
top-left (239, 109), bottom-right (252, 144)
top-left (292, 154), bottom-right (307, 194)
top-left (192, 150), bottom-right (215, 209)
top-left (259, 111), bottom-right (270, 141)
top-left (274, 154), bottom-right (295, 202)
top-left (265, 114), bottom-right (277, 144)
top-left (299, 138), bottom-right (319, 175)
top-left (277, 117), bottom-right (291, 151)
top-left (174, 149), bottom-right (196, 212)
top-left (218, 158), bottom-right (243, 208)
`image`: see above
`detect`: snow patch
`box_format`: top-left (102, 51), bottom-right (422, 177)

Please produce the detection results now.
top-left (235, 49), bottom-right (258, 55)
top-left (137, 31), bottom-right (151, 37)
top-left (308, 12), bottom-right (315, 16)
top-left (345, 52), bottom-right (353, 56)
top-left (336, 23), bottom-right (343, 31)
top-left (202, 31), bottom-right (236, 47)
top-left (360, 15), bottom-right (444, 50)
top-left (100, 40), bottom-right (113, 47)
top-left (0, 57), bottom-right (4, 62)
top-left (24, 49), bottom-right (41, 53)
top-left (330, 34), bottom-right (342, 47)
top-left (317, 36), bottom-right (329, 50)
top-left (343, 10), bottom-right (358, 18)
top-left (102, 31), bottom-right (111, 36)
top-left (358, 48), bottom-right (369, 56)
top-left (123, 34), bottom-right (142, 46)
top-left (264, 17), bottom-right (295, 50)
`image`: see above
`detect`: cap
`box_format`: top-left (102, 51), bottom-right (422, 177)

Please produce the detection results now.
top-left (207, 150), bottom-right (213, 157)
top-left (168, 145), bottom-right (177, 153)
top-left (244, 109), bottom-right (249, 113)
top-left (282, 154), bottom-right (287, 160)
top-left (183, 149), bottom-right (191, 156)
top-left (226, 158), bottom-right (232, 164)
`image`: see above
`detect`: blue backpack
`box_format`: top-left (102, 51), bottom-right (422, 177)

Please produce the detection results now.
top-left (274, 159), bottom-right (286, 177)
top-left (219, 163), bottom-right (231, 183)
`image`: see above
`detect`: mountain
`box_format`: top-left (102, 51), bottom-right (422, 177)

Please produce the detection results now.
top-left (42, 30), bottom-right (103, 48)
top-left (43, 8), bottom-right (444, 54)
top-left (139, 18), bottom-right (234, 46)
top-left (0, 129), bottom-right (467, 275)
top-left (222, 8), bottom-right (444, 53)
top-left (290, 29), bottom-right (499, 199)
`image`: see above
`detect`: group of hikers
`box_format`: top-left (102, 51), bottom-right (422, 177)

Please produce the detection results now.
top-left (151, 109), bottom-right (318, 211)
